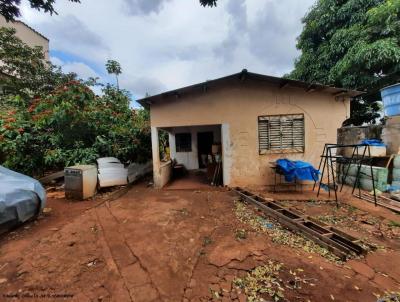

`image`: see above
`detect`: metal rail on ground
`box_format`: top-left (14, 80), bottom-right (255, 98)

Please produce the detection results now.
top-left (233, 187), bottom-right (366, 260)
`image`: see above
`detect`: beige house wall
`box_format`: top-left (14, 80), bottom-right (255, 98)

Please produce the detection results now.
top-left (150, 81), bottom-right (350, 187)
top-left (0, 16), bottom-right (49, 60)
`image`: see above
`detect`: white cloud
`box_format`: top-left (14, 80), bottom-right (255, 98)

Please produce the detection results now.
top-left (50, 56), bottom-right (100, 80)
top-left (62, 62), bottom-right (100, 79)
top-left (20, 0), bottom-right (315, 99)
top-left (50, 56), bottom-right (63, 66)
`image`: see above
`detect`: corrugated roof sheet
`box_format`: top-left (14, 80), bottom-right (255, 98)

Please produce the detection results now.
top-left (137, 69), bottom-right (364, 108)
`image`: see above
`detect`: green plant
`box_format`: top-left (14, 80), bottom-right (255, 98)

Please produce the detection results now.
top-left (203, 236), bottom-right (212, 246)
top-left (235, 229), bottom-right (247, 240)
top-left (388, 220), bottom-right (400, 228)
top-left (0, 0), bottom-right (80, 21)
top-left (0, 81), bottom-right (151, 176)
top-left (289, 0), bottom-right (400, 125)
top-left (0, 27), bottom-right (75, 103)
top-left (106, 60), bottom-right (122, 90)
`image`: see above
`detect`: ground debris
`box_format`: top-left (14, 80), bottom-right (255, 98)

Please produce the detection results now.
top-left (280, 200), bottom-right (400, 240)
top-left (235, 229), bottom-right (247, 240)
top-left (234, 200), bottom-right (341, 262)
top-left (233, 261), bottom-right (285, 302)
top-left (42, 207), bottom-right (52, 214)
top-left (376, 291), bottom-right (400, 302)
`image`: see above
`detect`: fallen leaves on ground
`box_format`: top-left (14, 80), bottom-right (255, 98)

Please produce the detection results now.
top-left (376, 291), bottom-right (400, 302)
top-left (233, 261), bottom-right (285, 302)
top-left (279, 200), bottom-right (399, 240)
top-left (234, 200), bottom-right (341, 262)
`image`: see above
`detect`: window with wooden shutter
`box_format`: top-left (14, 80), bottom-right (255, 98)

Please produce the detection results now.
top-left (258, 114), bottom-right (305, 154)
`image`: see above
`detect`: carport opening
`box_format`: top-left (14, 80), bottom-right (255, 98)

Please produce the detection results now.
top-left (161, 124), bottom-right (223, 189)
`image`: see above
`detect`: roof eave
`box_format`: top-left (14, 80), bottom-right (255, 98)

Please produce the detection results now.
top-left (136, 71), bottom-right (364, 107)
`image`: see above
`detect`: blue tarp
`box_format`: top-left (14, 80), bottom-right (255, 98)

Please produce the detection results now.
top-left (361, 139), bottom-right (386, 147)
top-left (276, 159), bottom-right (320, 182)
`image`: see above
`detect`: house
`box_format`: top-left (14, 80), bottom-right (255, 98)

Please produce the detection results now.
top-left (0, 16), bottom-right (49, 60)
top-left (137, 70), bottom-right (362, 188)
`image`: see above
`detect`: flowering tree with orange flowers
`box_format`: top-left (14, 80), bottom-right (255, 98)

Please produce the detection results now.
top-left (0, 28), bottom-right (151, 176)
top-left (0, 81), bottom-right (151, 176)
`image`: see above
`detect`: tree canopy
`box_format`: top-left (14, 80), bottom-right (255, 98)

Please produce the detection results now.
top-left (200, 0), bottom-right (217, 7)
top-left (289, 0), bottom-right (400, 125)
top-left (0, 0), bottom-right (80, 21)
top-left (106, 59), bottom-right (122, 90)
top-left (0, 28), bottom-right (151, 176)
top-left (0, 27), bottom-right (74, 101)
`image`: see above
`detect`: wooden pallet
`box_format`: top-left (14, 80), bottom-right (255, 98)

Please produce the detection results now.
top-left (233, 187), bottom-right (366, 260)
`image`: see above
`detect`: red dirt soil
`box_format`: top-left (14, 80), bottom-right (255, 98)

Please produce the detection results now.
top-left (0, 183), bottom-right (399, 302)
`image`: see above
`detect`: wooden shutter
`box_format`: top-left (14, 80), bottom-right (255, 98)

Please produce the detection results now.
top-left (258, 114), bottom-right (304, 154)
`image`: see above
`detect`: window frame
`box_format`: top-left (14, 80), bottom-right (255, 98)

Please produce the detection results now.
top-left (175, 132), bottom-right (192, 153)
top-left (258, 113), bottom-right (305, 155)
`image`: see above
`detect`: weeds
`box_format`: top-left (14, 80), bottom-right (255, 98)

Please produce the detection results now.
top-left (388, 220), bottom-right (400, 228)
top-left (235, 229), bottom-right (247, 240)
top-left (202, 236), bottom-right (212, 246)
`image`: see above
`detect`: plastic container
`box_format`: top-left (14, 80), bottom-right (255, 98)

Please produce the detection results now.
top-left (394, 155), bottom-right (400, 169)
top-left (392, 168), bottom-right (400, 181)
top-left (381, 83), bottom-right (400, 117)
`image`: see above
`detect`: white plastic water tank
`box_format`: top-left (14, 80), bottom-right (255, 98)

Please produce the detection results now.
top-left (97, 157), bottom-right (128, 187)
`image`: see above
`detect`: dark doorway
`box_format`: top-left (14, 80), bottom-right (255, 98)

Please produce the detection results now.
top-left (197, 131), bottom-right (214, 168)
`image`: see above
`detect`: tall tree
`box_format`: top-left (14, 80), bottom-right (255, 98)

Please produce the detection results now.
top-left (289, 0), bottom-right (400, 126)
top-left (0, 0), bottom-right (80, 21)
top-left (106, 59), bottom-right (122, 90)
top-left (0, 27), bottom-right (74, 102)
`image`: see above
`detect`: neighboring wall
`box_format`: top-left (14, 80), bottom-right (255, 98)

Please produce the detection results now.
top-left (337, 125), bottom-right (382, 146)
top-left (337, 125), bottom-right (383, 157)
top-left (0, 16), bottom-right (49, 60)
top-left (151, 80), bottom-right (350, 187)
top-left (168, 125), bottom-right (221, 170)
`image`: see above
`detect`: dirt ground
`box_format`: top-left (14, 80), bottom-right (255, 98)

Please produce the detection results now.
top-left (0, 182), bottom-right (399, 302)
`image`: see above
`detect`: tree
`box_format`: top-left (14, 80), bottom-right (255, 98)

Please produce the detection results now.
top-left (0, 27), bottom-right (75, 105)
top-left (200, 0), bottom-right (217, 7)
top-left (106, 59), bottom-right (122, 90)
top-left (0, 0), bottom-right (80, 21)
top-left (0, 29), bottom-right (151, 175)
top-left (289, 0), bottom-right (400, 126)
top-left (0, 81), bottom-right (151, 176)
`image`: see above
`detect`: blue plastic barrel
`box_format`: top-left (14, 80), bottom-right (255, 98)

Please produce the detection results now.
top-left (381, 83), bottom-right (400, 116)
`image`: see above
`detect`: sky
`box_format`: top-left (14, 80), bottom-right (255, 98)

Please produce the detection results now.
top-left (20, 0), bottom-right (316, 104)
